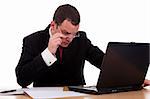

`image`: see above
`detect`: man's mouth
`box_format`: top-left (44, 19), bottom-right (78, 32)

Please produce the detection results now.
top-left (63, 42), bottom-right (69, 45)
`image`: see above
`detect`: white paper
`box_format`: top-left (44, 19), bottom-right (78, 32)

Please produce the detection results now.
top-left (23, 87), bottom-right (64, 91)
top-left (24, 87), bottom-right (87, 99)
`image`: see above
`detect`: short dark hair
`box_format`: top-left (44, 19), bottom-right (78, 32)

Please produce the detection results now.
top-left (53, 4), bottom-right (80, 26)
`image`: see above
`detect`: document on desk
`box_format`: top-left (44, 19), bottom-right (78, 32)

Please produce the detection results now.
top-left (23, 87), bottom-right (87, 98)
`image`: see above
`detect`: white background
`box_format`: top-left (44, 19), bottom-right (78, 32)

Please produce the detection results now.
top-left (0, 0), bottom-right (149, 88)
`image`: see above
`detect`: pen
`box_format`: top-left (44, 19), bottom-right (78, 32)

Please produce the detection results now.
top-left (0, 89), bottom-right (16, 93)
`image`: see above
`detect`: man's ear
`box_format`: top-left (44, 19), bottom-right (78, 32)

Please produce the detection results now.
top-left (50, 21), bottom-right (57, 33)
top-left (50, 21), bottom-right (55, 29)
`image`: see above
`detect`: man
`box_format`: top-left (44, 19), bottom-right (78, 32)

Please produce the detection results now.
top-left (15, 4), bottom-right (150, 88)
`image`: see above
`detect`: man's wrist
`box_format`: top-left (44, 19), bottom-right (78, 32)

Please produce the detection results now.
top-left (41, 48), bottom-right (57, 66)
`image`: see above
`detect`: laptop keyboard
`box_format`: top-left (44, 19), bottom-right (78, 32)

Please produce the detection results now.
top-left (83, 86), bottom-right (98, 91)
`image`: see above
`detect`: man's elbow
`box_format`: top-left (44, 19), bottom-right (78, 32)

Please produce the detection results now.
top-left (15, 67), bottom-right (32, 87)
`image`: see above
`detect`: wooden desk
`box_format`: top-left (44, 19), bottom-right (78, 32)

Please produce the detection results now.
top-left (0, 89), bottom-right (150, 99)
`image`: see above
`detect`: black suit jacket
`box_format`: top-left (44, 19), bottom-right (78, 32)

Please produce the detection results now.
top-left (15, 25), bottom-right (104, 87)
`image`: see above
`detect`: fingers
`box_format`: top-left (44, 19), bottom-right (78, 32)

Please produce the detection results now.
top-left (52, 33), bottom-right (66, 39)
top-left (52, 26), bottom-right (66, 39)
top-left (48, 33), bottom-right (65, 54)
top-left (143, 79), bottom-right (150, 87)
top-left (52, 37), bottom-right (62, 46)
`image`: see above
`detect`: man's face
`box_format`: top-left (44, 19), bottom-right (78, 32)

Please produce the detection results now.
top-left (52, 20), bottom-right (79, 47)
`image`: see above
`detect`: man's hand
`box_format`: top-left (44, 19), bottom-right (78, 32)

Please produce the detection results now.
top-left (143, 79), bottom-right (150, 87)
top-left (48, 33), bottom-right (66, 55)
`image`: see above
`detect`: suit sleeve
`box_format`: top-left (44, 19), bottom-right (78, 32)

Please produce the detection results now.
top-left (85, 36), bottom-right (105, 69)
top-left (15, 37), bottom-right (49, 87)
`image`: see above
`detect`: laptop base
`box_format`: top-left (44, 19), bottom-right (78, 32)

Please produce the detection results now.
top-left (68, 86), bottom-right (143, 95)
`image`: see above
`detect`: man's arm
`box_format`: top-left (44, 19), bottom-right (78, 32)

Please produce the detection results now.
top-left (85, 37), bottom-right (104, 69)
top-left (15, 31), bottom-right (66, 87)
top-left (15, 37), bottom-right (50, 87)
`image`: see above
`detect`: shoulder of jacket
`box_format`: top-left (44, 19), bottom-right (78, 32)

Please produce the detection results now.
top-left (78, 31), bottom-right (87, 38)
top-left (23, 29), bottom-right (48, 42)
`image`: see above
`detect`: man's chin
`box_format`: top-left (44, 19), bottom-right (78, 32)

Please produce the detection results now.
top-left (60, 43), bottom-right (69, 47)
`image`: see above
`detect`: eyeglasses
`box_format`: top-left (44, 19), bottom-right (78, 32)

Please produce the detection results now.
top-left (58, 27), bottom-right (80, 38)
top-left (61, 31), bottom-right (80, 38)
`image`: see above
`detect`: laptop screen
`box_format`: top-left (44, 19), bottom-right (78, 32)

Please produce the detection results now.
top-left (97, 42), bottom-right (149, 89)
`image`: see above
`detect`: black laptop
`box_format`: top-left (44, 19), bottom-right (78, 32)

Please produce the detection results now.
top-left (69, 42), bottom-right (150, 94)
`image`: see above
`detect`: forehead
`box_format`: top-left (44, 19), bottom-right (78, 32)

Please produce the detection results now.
top-left (60, 20), bottom-right (79, 33)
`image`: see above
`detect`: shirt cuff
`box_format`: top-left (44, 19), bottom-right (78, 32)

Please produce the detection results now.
top-left (41, 48), bottom-right (57, 66)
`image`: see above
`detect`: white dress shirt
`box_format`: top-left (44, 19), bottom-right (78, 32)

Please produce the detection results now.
top-left (41, 29), bottom-right (57, 66)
